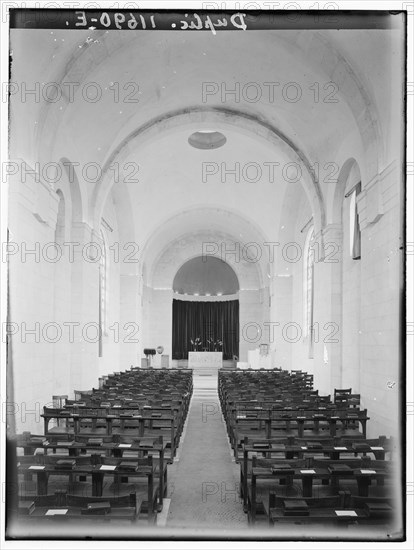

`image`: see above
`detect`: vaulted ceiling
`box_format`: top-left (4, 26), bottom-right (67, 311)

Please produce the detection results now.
top-left (10, 21), bottom-right (404, 286)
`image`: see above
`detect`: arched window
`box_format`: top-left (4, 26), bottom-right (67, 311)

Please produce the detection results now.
top-left (349, 182), bottom-right (362, 259)
top-left (303, 226), bottom-right (315, 358)
top-left (99, 229), bottom-right (108, 356)
top-left (54, 190), bottom-right (65, 246)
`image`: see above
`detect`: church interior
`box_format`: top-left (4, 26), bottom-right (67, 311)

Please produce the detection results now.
top-left (3, 8), bottom-right (408, 543)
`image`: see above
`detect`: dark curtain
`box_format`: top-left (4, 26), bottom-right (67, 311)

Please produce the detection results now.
top-left (172, 299), bottom-right (239, 360)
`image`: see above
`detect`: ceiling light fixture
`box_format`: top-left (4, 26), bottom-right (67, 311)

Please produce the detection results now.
top-left (188, 131), bottom-right (226, 150)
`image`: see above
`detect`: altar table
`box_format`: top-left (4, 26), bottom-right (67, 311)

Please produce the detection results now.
top-left (188, 351), bottom-right (223, 369)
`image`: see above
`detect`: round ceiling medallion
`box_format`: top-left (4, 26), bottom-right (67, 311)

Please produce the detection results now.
top-left (188, 130), bottom-right (227, 150)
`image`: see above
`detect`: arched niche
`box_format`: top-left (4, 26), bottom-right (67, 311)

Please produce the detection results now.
top-left (171, 257), bottom-right (240, 361)
top-left (173, 256), bottom-right (239, 297)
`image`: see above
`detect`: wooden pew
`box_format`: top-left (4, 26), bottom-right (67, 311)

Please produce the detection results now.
top-left (241, 437), bottom-right (296, 510)
top-left (229, 407), bottom-right (369, 461)
top-left (247, 457), bottom-right (308, 523)
top-left (16, 455), bottom-right (157, 523)
top-left (239, 435), bottom-right (395, 512)
top-left (15, 432), bottom-right (168, 508)
top-left (247, 456), bottom-right (377, 523)
top-left (266, 492), bottom-right (372, 527)
top-left (18, 492), bottom-right (141, 523)
top-left (343, 493), bottom-right (397, 523)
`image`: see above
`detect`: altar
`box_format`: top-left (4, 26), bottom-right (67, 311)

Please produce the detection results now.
top-left (188, 351), bottom-right (223, 369)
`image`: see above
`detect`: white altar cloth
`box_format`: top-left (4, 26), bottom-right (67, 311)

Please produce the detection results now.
top-left (188, 351), bottom-right (223, 369)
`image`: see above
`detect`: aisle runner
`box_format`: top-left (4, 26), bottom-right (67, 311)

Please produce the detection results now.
top-left (165, 368), bottom-right (247, 531)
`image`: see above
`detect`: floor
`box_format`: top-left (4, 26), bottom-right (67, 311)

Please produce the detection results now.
top-left (161, 365), bottom-right (249, 535)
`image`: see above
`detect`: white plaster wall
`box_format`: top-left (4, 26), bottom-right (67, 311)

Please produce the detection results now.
top-left (239, 288), bottom-right (269, 362)
top-left (142, 287), bottom-right (173, 360)
top-left (98, 197), bottom-right (121, 377)
top-left (8, 172), bottom-right (70, 434)
top-left (288, 202), bottom-right (316, 382)
top-left (341, 196), bottom-right (361, 392)
top-left (270, 276), bottom-right (293, 371)
top-left (7, 176), bottom-right (124, 434)
top-left (357, 163), bottom-right (402, 437)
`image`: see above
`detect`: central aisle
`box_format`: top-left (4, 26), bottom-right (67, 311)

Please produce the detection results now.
top-left (165, 368), bottom-right (248, 532)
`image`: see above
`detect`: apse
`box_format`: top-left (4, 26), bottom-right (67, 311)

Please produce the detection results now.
top-left (173, 256), bottom-right (239, 296)
top-left (172, 257), bottom-right (240, 360)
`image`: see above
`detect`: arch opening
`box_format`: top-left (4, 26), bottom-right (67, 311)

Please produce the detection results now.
top-left (171, 256), bottom-right (240, 361)
top-left (173, 256), bottom-right (239, 297)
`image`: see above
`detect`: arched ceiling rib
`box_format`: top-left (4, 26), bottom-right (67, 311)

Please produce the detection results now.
top-left (142, 206), bottom-right (269, 290)
top-left (91, 106), bottom-right (326, 233)
top-left (9, 23), bottom-right (403, 249)
top-left (20, 28), bottom-right (382, 177)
